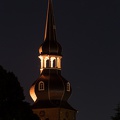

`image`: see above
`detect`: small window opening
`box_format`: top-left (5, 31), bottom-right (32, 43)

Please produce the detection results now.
top-left (46, 59), bottom-right (49, 68)
top-left (53, 59), bottom-right (56, 67)
top-left (67, 82), bottom-right (70, 92)
top-left (45, 118), bottom-right (49, 120)
top-left (39, 81), bottom-right (44, 91)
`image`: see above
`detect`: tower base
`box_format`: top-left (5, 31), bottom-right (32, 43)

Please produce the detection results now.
top-left (33, 107), bottom-right (76, 120)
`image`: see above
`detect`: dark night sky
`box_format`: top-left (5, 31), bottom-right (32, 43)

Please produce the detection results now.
top-left (0, 0), bottom-right (120, 120)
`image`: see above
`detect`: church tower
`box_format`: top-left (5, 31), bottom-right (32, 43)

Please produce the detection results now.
top-left (30, 0), bottom-right (77, 120)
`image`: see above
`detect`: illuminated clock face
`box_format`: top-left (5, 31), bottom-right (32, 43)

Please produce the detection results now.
top-left (39, 111), bottom-right (45, 117)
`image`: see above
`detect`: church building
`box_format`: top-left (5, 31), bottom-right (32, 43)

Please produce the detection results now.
top-left (30, 0), bottom-right (77, 120)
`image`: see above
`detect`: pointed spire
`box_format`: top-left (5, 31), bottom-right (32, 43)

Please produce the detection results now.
top-left (39, 0), bottom-right (62, 56)
top-left (44, 0), bottom-right (57, 41)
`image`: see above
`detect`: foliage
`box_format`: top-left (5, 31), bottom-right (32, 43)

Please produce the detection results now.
top-left (111, 104), bottom-right (120, 120)
top-left (0, 65), bottom-right (39, 120)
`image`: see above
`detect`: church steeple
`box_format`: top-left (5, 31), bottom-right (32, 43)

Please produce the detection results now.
top-left (39, 0), bottom-right (62, 73)
top-left (30, 1), bottom-right (77, 120)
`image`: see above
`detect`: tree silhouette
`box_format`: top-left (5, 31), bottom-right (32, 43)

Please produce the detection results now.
top-left (111, 104), bottom-right (120, 120)
top-left (0, 65), bottom-right (39, 120)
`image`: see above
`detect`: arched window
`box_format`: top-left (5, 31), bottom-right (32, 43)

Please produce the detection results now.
top-left (38, 81), bottom-right (44, 91)
top-left (53, 59), bottom-right (56, 67)
top-left (67, 82), bottom-right (70, 92)
top-left (46, 59), bottom-right (49, 68)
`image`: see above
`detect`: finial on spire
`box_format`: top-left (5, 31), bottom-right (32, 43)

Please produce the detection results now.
top-left (44, 0), bottom-right (57, 41)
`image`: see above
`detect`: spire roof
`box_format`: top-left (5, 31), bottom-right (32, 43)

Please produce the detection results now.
top-left (44, 0), bottom-right (57, 41)
top-left (39, 0), bottom-right (62, 56)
